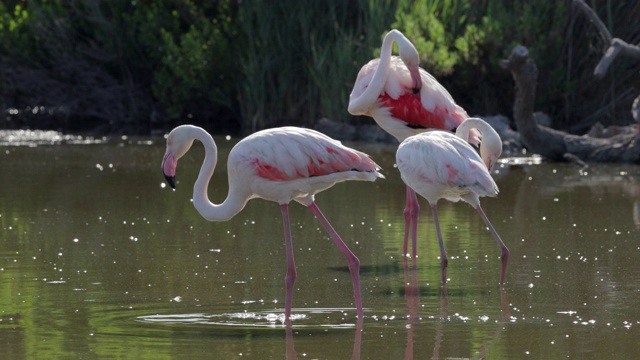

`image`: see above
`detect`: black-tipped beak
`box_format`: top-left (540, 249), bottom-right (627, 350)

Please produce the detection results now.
top-left (164, 173), bottom-right (176, 189)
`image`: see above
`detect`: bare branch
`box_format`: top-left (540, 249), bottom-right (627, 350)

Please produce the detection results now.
top-left (574, 0), bottom-right (640, 78)
top-left (573, 0), bottom-right (611, 49)
top-left (594, 38), bottom-right (640, 78)
top-left (501, 46), bottom-right (640, 164)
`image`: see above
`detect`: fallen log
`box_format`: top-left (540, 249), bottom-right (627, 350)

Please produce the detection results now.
top-left (500, 46), bottom-right (639, 164)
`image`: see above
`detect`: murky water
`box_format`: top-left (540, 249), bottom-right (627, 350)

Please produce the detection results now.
top-left (1, 133), bottom-right (639, 359)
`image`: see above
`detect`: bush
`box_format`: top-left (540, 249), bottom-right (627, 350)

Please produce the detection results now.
top-left (234, 0), bottom-right (396, 132)
top-left (390, 0), bottom-right (639, 131)
top-left (1, 0), bottom-right (638, 135)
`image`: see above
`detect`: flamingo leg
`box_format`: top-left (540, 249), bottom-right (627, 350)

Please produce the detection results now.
top-left (430, 204), bottom-right (448, 285)
top-left (403, 186), bottom-right (420, 261)
top-left (474, 205), bottom-right (510, 287)
top-left (285, 320), bottom-right (297, 360)
top-left (280, 204), bottom-right (297, 320)
top-left (307, 202), bottom-right (364, 319)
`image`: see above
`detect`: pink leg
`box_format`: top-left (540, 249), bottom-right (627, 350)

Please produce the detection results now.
top-left (352, 318), bottom-right (364, 360)
top-left (308, 202), bottom-right (363, 318)
top-left (475, 205), bottom-right (510, 287)
top-left (285, 320), bottom-right (297, 360)
top-left (430, 204), bottom-right (448, 285)
top-left (280, 204), bottom-right (297, 320)
top-left (403, 186), bottom-right (420, 260)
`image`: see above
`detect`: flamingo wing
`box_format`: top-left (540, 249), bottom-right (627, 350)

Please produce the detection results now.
top-left (379, 60), bottom-right (468, 132)
top-left (232, 127), bottom-right (381, 181)
top-left (397, 131), bottom-right (497, 201)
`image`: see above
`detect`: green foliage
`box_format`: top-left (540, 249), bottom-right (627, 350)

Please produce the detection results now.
top-left (0, 0), bottom-right (638, 134)
top-left (392, 1), bottom-right (467, 75)
top-left (235, 1), bottom-right (395, 132)
top-left (0, 3), bottom-right (29, 32)
top-left (0, 2), bottom-right (46, 65)
top-left (115, 0), bottom-right (238, 127)
top-left (389, 0), bottom-right (569, 119)
top-left (144, 3), bottom-right (236, 119)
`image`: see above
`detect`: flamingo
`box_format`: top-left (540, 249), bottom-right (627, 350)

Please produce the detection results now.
top-left (395, 118), bottom-right (509, 287)
top-left (161, 125), bottom-right (384, 319)
top-left (348, 29), bottom-right (477, 260)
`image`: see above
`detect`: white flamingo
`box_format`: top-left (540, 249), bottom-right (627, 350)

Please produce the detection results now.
top-left (348, 29), bottom-right (477, 260)
top-left (395, 118), bottom-right (508, 286)
top-left (161, 125), bottom-right (384, 318)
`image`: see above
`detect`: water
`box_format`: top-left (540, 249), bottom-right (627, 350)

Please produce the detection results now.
top-left (1, 133), bottom-right (639, 358)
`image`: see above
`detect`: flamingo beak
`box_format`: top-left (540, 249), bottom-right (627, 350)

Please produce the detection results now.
top-left (486, 159), bottom-right (496, 172)
top-left (161, 151), bottom-right (177, 189)
top-left (483, 159), bottom-right (491, 171)
top-left (164, 173), bottom-right (176, 189)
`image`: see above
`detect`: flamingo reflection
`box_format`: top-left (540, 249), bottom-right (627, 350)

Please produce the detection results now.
top-left (285, 318), bottom-right (363, 359)
top-left (402, 265), bottom-right (510, 359)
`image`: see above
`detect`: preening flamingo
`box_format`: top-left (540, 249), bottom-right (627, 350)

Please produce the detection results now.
top-left (348, 29), bottom-right (477, 260)
top-left (395, 118), bottom-right (509, 287)
top-left (161, 125), bottom-right (384, 319)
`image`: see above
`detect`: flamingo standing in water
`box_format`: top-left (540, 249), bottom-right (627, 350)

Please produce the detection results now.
top-left (348, 29), bottom-right (476, 260)
top-left (395, 118), bottom-right (509, 287)
top-left (161, 125), bottom-right (384, 319)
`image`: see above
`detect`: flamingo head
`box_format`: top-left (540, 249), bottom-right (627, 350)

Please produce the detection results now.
top-left (161, 125), bottom-right (197, 189)
top-left (478, 129), bottom-right (503, 172)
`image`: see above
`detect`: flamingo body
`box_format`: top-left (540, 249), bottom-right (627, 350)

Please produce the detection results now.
top-left (225, 126), bottom-right (382, 205)
top-left (395, 118), bottom-right (509, 286)
top-left (396, 131), bottom-right (497, 207)
top-left (162, 125), bottom-right (383, 318)
top-left (348, 29), bottom-right (477, 262)
top-left (348, 32), bottom-right (471, 143)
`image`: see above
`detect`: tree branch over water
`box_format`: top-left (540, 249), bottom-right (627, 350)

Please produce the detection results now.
top-left (573, 0), bottom-right (640, 125)
top-left (573, 0), bottom-right (640, 78)
top-left (501, 46), bottom-right (640, 164)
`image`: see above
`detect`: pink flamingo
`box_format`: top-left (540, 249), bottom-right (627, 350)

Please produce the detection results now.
top-left (348, 29), bottom-right (476, 260)
top-left (395, 118), bottom-right (509, 287)
top-left (161, 125), bottom-right (384, 319)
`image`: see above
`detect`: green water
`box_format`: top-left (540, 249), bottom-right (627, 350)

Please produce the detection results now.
top-left (1, 136), bottom-right (639, 359)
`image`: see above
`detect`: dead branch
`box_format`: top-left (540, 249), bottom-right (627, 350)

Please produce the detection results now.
top-left (573, 0), bottom-right (640, 78)
top-left (500, 46), bottom-right (567, 161)
top-left (501, 46), bottom-right (640, 164)
top-left (572, 0), bottom-right (611, 48)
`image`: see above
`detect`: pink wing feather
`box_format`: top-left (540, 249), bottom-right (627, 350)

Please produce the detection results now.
top-left (397, 131), bottom-right (497, 200)
top-left (353, 56), bottom-right (479, 144)
top-left (231, 127), bottom-right (380, 182)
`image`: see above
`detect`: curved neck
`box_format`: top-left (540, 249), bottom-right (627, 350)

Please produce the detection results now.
top-left (454, 118), bottom-right (486, 143)
top-left (364, 31), bottom-right (397, 101)
top-left (455, 118), bottom-right (501, 169)
top-left (349, 30), bottom-right (405, 113)
top-left (189, 128), bottom-right (247, 222)
top-left (350, 30), bottom-right (422, 114)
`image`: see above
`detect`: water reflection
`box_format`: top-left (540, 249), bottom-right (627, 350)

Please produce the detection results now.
top-left (1, 139), bottom-right (639, 358)
top-left (403, 262), bottom-right (420, 360)
top-left (503, 159), bottom-right (640, 227)
top-left (285, 318), bottom-right (363, 360)
top-left (136, 307), bottom-right (365, 359)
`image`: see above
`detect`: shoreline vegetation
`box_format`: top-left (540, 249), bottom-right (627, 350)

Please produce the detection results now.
top-left (1, 1), bottom-right (638, 147)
